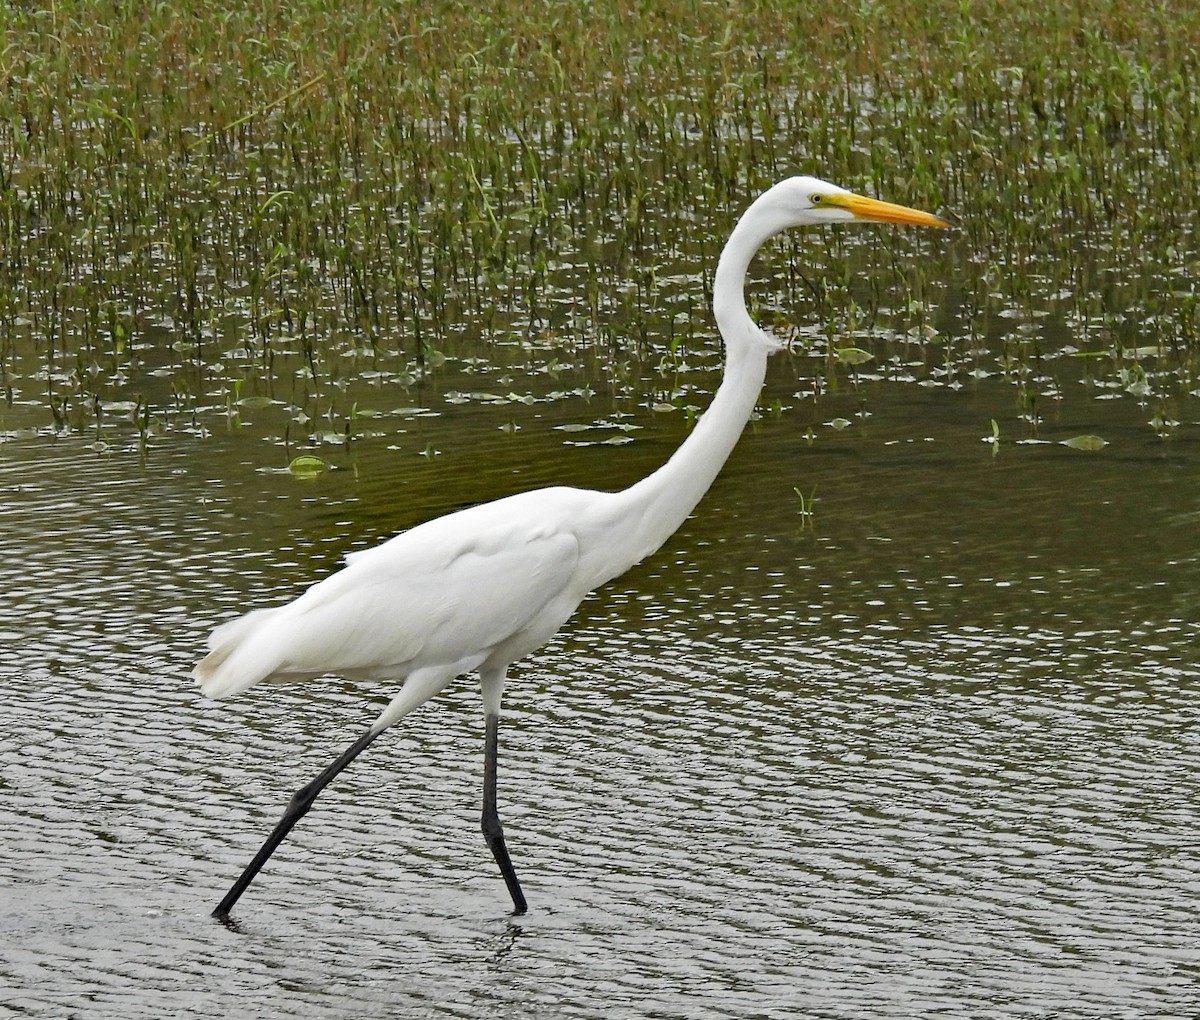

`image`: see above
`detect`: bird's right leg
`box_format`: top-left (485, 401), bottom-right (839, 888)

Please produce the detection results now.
top-left (211, 725), bottom-right (381, 919)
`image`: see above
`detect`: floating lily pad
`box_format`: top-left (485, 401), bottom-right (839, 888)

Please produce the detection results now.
top-left (1059, 435), bottom-right (1108, 451)
top-left (835, 347), bottom-right (874, 365)
top-left (288, 455), bottom-right (330, 478)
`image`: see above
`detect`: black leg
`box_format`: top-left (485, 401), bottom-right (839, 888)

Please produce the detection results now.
top-left (212, 726), bottom-right (381, 918)
top-left (481, 712), bottom-right (528, 914)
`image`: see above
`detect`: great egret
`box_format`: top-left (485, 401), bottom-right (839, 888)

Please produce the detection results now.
top-left (196, 176), bottom-right (949, 918)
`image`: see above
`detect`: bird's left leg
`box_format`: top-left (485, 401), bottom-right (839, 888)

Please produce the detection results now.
top-left (480, 667), bottom-right (528, 914)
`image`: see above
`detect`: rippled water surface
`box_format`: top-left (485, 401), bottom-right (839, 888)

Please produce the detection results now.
top-left (2, 356), bottom-right (1198, 1018)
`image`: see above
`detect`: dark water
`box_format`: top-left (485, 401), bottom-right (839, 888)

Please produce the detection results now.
top-left (2, 347), bottom-right (1198, 1018)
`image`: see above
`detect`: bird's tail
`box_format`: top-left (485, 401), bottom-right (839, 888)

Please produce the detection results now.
top-left (193, 608), bottom-right (284, 699)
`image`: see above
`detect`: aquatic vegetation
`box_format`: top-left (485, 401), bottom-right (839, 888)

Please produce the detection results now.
top-left (1, 1), bottom-right (1197, 453)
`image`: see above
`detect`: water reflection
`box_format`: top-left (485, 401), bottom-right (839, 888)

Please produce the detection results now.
top-left (1, 356), bottom-right (1198, 1017)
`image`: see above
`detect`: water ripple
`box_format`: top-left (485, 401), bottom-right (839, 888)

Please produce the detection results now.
top-left (3, 402), bottom-right (1199, 1017)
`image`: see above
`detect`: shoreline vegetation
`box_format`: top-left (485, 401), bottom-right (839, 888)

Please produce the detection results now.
top-left (1, 1), bottom-right (1197, 448)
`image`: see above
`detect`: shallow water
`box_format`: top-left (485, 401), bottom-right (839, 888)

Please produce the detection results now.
top-left (2, 349), bottom-right (1198, 1018)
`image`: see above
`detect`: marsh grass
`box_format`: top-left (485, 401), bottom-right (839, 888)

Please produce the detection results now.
top-left (1, 0), bottom-right (1198, 450)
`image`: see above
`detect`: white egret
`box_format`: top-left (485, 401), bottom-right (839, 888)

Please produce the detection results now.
top-left (196, 176), bottom-right (949, 918)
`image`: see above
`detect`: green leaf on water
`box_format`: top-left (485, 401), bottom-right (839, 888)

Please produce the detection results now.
top-left (1060, 434), bottom-right (1108, 451)
top-left (288, 455), bottom-right (329, 478)
top-left (834, 347), bottom-right (873, 365)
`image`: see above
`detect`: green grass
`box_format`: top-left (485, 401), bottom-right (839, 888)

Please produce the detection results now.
top-left (2, 0), bottom-right (1198, 446)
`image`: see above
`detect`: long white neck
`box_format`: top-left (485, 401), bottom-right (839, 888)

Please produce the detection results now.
top-left (605, 194), bottom-right (787, 573)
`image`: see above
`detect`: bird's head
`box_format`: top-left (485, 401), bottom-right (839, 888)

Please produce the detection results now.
top-left (715, 175), bottom-right (951, 353)
top-left (765, 175), bottom-right (951, 230)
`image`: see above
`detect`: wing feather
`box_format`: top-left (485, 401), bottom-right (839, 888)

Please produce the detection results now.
top-left (194, 499), bottom-right (581, 699)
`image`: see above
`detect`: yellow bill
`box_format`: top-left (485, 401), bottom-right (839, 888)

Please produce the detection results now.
top-left (831, 192), bottom-right (952, 228)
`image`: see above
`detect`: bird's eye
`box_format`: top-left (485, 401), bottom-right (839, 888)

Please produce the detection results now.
top-left (810, 194), bottom-right (823, 204)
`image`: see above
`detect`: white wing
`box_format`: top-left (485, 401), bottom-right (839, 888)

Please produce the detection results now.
top-left (194, 491), bottom-right (583, 699)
